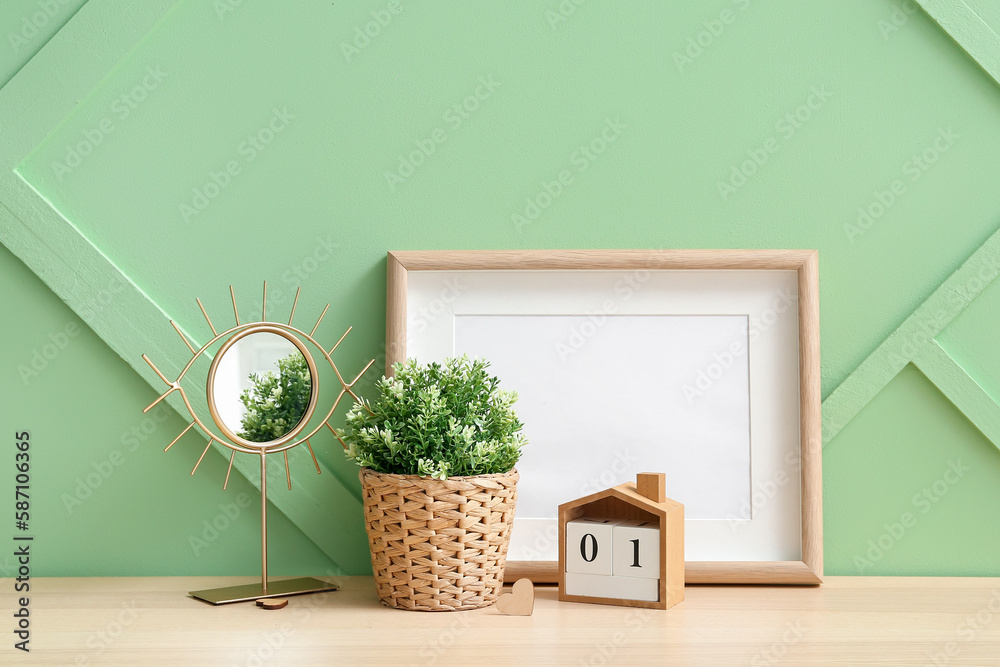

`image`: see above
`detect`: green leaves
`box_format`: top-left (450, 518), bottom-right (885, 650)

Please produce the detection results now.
top-left (237, 351), bottom-right (312, 443)
top-left (339, 355), bottom-right (525, 478)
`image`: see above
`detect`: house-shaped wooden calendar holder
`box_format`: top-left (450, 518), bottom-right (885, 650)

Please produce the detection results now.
top-left (558, 472), bottom-right (684, 610)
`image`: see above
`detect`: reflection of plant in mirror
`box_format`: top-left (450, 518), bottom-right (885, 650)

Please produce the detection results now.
top-left (237, 351), bottom-right (312, 443)
top-left (338, 355), bottom-right (526, 479)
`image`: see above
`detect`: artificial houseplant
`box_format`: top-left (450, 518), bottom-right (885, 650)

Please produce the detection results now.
top-left (338, 355), bottom-right (526, 611)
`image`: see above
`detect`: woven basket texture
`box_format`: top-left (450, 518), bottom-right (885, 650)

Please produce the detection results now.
top-left (359, 467), bottom-right (519, 611)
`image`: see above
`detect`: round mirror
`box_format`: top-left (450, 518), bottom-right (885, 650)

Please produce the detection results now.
top-left (207, 328), bottom-right (317, 446)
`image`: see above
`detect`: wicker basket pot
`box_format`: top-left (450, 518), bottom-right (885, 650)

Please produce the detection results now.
top-left (359, 467), bottom-right (519, 611)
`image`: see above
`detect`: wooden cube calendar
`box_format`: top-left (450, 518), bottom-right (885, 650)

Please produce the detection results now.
top-left (565, 517), bottom-right (619, 574)
top-left (612, 519), bottom-right (660, 579)
top-left (558, 472), bottom-right (684, 610)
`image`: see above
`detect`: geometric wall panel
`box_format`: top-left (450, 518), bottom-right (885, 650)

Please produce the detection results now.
top-left (824, 0), bottom-right (1000, 452)
top-left (825, 364), bottom-right (1000, 576)
top-left (822, 226), bottom-right (1000, 447)
top-left (4, 0), bottom-right (1000, 578)
top-left (0, 0), bottom-right (369, 574)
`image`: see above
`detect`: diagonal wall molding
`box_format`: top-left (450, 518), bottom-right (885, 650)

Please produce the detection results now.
top-left (822, 224), bottom-right (1000, 445)
top-left (916, 0), bottom-right (1000, 86)
top-left (822, 0), bottom-right (1000, 448)
top-left (912, 341), bottom-right (1000, 445)
top-left (0, 0), bottom-right (368, 574)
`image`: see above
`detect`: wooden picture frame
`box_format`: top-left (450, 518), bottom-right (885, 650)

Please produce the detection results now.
top-left (386, 250), bottom-right (822, 585)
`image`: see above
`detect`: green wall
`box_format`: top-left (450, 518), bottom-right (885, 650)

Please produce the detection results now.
top-left (3, 0), bottom-right (1000, 577)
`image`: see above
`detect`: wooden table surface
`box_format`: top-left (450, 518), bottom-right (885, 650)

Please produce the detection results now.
top-left (10, 576), bottom-right (1000, 665)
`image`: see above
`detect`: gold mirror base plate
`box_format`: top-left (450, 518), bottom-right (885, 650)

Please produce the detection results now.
top-left (189, 577), bottom-right (339, 605)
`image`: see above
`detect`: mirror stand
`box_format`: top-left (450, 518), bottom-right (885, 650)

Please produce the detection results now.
top-left (142, 283), bottom-right (373, 606)
top-left (189, 452), bottom-right (339, 605)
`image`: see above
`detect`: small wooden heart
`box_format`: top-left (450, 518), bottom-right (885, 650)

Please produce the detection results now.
top-left (495, 578), bottom-right (534, 616)
top-left (256, 598), bottom-right (288, 610)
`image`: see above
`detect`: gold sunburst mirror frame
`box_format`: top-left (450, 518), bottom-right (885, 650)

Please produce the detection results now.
top-left (141, 282), bottom-right (373, 605)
